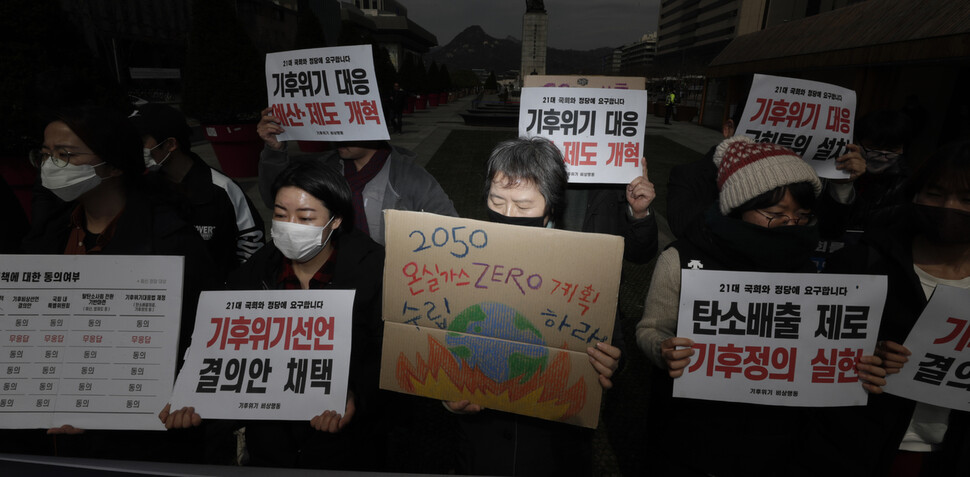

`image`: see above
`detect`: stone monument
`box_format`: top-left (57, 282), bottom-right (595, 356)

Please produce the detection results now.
top-left (521, 0), bottom-right (547, 81)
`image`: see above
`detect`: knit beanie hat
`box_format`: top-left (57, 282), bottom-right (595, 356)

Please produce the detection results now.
top-left (712, 135), bottom-right (822, 215)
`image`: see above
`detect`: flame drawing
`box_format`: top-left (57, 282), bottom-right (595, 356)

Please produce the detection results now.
top-left (395, 302), bottom-right (586, 421)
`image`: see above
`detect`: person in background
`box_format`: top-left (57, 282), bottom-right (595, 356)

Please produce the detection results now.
top-left (637, 135), bottom-right (886, 476)
top-left (23, 104), bottom-right (217, 462)
top-left (131, 104), bottom-right (264, 282)
top-left (160, 160), bottom-right (385, 471)
top-left (809, 141), bottom-right (970, 476)
top-left (442, 137), bottom-right (622, 476)
top-left (387, 82), bottom-right (407, 134)
top-left (256, 107), bottom-right (457, 245)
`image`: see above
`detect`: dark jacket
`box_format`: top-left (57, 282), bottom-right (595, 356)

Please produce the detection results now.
top-left (666, 148), bottom-right (719, 240)
top-left (225, 230), bottom-right (385, 469)
top-left (581, 187), bottom-right (658, 264)
top-left (809, 205), bottom-right (970, 476)
top-left (816, 170), bottom-right (909, 240)
top-left (166, 153), bottom-right (265, 281)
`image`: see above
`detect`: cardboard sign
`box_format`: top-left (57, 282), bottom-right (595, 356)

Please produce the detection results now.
top-left (519, 87), bottom-right (648, 185)
top-left (885, 285), bottom-right (970, 411)
top-left (169, 290), bottom-right (354, 420)
top-left (379, 211), bottom-right (623, 428)
top-left (0, 255), bottom-right (184, 430)
top-left (524, 75), bottom-right (645, 90)
top-left (736, 74), bottom-right (856, 179)
top-left (265, 44), bottom-right (389, 142)
top-left (674, 270), bottom-right (886, 407)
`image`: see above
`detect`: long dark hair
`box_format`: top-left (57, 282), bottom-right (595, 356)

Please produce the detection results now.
top-left (272, 160), bottom-right (355, 235)
top-left (54, 105), bottom-right (145, 177)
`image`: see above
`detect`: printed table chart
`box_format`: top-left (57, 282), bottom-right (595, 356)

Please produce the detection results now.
top-left (0, 255), bottom-right (183, 430)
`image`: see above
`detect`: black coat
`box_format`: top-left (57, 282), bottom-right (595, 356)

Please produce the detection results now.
top-left (225, 230), bottom-right (385, 469)
top-left (806, 205), bottom-right (970, 476)
top-left (666, 148), bottom-right (718, 240)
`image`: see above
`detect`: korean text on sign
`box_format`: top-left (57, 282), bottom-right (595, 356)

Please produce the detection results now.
top-left (168, 289), bottom-right (354, 421)
top-left (518, 87), bottom-right (648, 185)
top-left (674, 269), bottom-right (886, 407)
top-left (736, 74), bottom-right (856, 180)
top-left (265, 45), bottom-right (388, 142)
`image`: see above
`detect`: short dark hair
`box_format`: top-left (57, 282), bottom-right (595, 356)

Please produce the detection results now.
top-left (729, 182), bottom-right (818, 218)
top-left (54, 105), bottom-right (145, 177)
top-left (130, 104), bottom-right (193, 153)
top-left (856, 110), bottom-right (913, 150)
top-left (907, 140), bottom-right (970, 198)
top-left (484, 137), bottom-right (568, 220)
top-left (271, 160), bottom-right (355, 235)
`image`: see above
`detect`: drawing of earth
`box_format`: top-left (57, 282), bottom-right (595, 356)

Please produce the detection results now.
top-left (445, 302), bottom-right (548, 384)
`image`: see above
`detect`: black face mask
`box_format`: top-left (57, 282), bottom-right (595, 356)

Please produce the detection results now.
top-left (486, 208), bottom-right (546, 228)
top-left (706, 208), bottom-right (820, 272)
top-left (914, 204), bottom-right (970, 244)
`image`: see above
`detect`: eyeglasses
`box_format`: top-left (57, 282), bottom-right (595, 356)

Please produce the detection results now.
top-left (29, 149), bottom-right (96, 168)
top-left (754, 209), bottom-right (816, 227)
top-left (861, 145), bottom-right (902, 162)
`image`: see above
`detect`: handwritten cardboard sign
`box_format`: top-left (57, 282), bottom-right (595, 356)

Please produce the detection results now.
top-left (265, 44), bottom-right (389, 142)
top-left (379, 211), bottom-right (623, 428)
top-left (0, 255), bottom-right (183, 430)
top-left (168, 290), bottom-right (354, 420)
top-left (736, 74), bottom-right (856, 179)
top-left (885, 285), bottom-right (970, 411)
top-left (674, 269), bottom-right (886, 407)
top-left (519, 87), bottom-right (648, 185)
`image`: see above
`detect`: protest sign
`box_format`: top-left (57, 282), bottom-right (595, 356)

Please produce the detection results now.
top-left (736, 74), bottom-right (856, 179)
top-left (885, 285), bottom-right (970, 411)
top-left (519, 86), bottom-right (648, 185)
top-left (673, 269), bottom-right (886, 407)
top-left (169, 289), bottom-right (354, 420)
top-left (524, 75), bottom-right (645, 90)
top-left (265, 44), bottom-right (389, 142)
top-left (379, 210), bottom-right (623, 428)
top-left (0, 255), bottom-right (183, 430)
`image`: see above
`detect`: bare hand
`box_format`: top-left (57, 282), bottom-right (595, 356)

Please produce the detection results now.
top-left (874, 340), bottom-right (911, 375)
top-left (627, 160), bottom-right (656, 219)
top-left (444, 400), bottom-right (483, 414)
top-left (857, 355), bottom-right (888, 394)
top-left (47, 425), bottom-right (84, 435)
top-left (833, 144), bottom-right (866, 183)
top-left (661, 337), bottom-right (695, 378)
top-left (587, 341), bottom-right (622, 389)
top-left (257, 106), bottom-right (285, 150)
top-left (159, 403), bottom-right (202, 429)
top-left (310, 392), bottom-right (355, 433)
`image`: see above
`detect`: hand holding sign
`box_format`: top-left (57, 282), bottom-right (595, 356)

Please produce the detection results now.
top-left (158, 403), bottom-right (202, 430)
top-left (661, 337), bottom-right (695, 378)
top-left (832, 144), bottom-right (867, 183)
top-left (587, 341), bottom-right (622, 389)
top-left (258, 106), bottom-right (285, 151)
top-left (626, 160), bottom-right (655, 220)
top-left (310, 391), bottom-right (354, 433)
top-left (875, 340), bottom-right (911, 375)
top-left (856, 355), bottom-right (888, 394)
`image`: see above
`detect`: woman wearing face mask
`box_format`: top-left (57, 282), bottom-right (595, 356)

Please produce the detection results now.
top-left (809, 141), bottom-right (970, 476)
top-left (21, 105), bottom-right (217, 461)
top-left (160, 160), bottom-right (384, 470)
top-left (440, 137), bottom-right (622, 476)
top-left (635, 136), bottom-right (887, 476)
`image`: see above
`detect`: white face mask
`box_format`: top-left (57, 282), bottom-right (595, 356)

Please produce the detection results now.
top-left (40, 159), bottom-right (105, 202)
top-left (271, 216), bottom-right (336, 263)
top-left (143, 141), bottom-right (171, 172)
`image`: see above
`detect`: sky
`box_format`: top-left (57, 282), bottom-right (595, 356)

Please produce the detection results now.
top-left (400, 0), bottom-right (660, 51)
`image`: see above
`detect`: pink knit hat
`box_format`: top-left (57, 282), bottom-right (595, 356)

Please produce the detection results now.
top-left (712, 136), bottom-right (822, 215)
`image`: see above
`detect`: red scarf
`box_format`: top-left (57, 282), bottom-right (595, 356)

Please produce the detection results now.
top-left (343, 149), bottom-right (389, 236)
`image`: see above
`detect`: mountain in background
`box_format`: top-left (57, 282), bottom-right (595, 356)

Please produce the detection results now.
top-left (428, 25), bottom-right (613, 75)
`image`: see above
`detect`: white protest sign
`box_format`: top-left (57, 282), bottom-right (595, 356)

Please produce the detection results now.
top-left (885, 285), bottom-right (970, 411)
top-left (674, 270), bottom-right (886, 407)
top-left (736, 74), bottom-right (856, 179)
top-left (266, 44), bottom-right (389, 142)
top-left (0, 255), bottom-right (183, 430)
top-left (169, 290), bottom-right (354, 420)
top-left (519, 87), bottom-right (648, 185)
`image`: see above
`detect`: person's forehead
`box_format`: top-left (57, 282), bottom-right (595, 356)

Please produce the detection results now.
top-left (490, 175), bottom-right (541, 197)
top-left (276, 186), bottom-right (327, 208)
